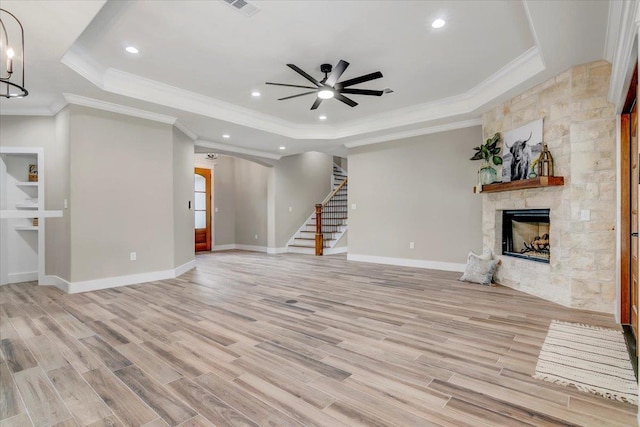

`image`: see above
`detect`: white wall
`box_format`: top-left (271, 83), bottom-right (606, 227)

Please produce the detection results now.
top-left (0, 115), bottom-right (68, 279)
top-left (348, 126), bottom-right (483, 268)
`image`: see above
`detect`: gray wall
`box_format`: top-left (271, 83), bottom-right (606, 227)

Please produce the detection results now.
top-left (213, 156), bottom-right (236, 246)
top-left (51, 108), bottom-right (71, 280)
top-left (234, 157), bottom-right (269, 246)
top-left (69, 106), bottom-right (174, 282)
top-left (173, 127), bottom-right (195, 267)
top-left (348, 126), bottom-right (483, 264)
top-left (273, 152), bottom-right (333, 248)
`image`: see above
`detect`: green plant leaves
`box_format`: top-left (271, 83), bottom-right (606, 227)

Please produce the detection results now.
top-left (472, 132), bottom-right (503, 164)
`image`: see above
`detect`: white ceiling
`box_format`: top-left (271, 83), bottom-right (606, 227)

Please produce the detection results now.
top-left (0, 0), bottom-right (612, 159)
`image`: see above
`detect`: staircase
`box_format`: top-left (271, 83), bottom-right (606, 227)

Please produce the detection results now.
top-left (287, 164), bottom-right (348, 255)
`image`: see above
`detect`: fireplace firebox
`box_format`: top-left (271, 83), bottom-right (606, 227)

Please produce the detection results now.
top-left (502, 209), bottom-right (550, 263)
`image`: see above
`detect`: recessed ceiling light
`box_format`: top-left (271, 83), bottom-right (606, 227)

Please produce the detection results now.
top-left (222, 134), bottom-right (230, 139)
top-left (319, 115), bottom-right (327, 120)
top-left (431, 18), bottom-right (445, 29)
top-left (251, 91), bottom-right (261, 97)
top-left (279, 146), bottom-right (286, 150)
top-left (125, 46), bottom-right (139, 54)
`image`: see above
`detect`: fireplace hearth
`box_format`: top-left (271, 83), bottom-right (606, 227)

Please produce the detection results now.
top-left (502, 209), bottom-right (550, 263)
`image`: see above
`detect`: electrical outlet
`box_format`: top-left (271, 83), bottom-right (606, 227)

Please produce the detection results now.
top-left (580, 209), bottom-right (590, 221)
top-left (130, 252), bottom-right (136, 261)
top-left (254, 234), bottom-right (258, 240)
top-left (409, 242), bottom-right (415, 249)
top-left (64, 199), bottom-right (68, 209)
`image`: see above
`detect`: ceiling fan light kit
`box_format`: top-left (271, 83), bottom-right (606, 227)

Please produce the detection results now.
top-left (266, 60), bottom-right (383, 110)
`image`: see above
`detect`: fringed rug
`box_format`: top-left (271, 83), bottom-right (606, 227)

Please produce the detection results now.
top-left (533, 320), bottom-right (637, 405)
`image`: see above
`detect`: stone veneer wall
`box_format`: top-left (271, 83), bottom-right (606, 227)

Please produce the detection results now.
top-left (482, 60), bottom-right (616, 313)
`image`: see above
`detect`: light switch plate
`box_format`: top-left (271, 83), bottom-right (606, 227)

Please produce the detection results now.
top-left (580, 209), bottom-right (590, 221)
top-left (351, 203), bottom-right (357, 210)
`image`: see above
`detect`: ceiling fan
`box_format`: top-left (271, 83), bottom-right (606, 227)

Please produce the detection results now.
top-left (266, 60), bottom-right (384, 110)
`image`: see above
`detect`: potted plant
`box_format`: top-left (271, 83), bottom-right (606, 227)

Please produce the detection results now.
top-left (471, 132), bottom-right (502, 185)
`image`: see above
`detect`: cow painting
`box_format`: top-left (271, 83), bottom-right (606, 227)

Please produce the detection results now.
top-left (508, 133), bottom-right (532, 181)
top-left (502, 119), bottom-right (544, 183)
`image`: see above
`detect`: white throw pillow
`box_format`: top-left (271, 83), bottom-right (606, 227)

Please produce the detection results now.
top-left (459, 256), bottom-right (499, 286)
top-left (467, 249), bottom-right (493, 262)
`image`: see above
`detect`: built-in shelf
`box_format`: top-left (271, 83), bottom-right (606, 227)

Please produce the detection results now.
top-left (16, 182), bottom-right (38, 187)
top-left (474, 176), bottom-right (565, 193)
top-left (15, 204), bottom-right (38, 209)
top-left (0, 210), bottom-right (63, 219)
top-left (15, 226), bottom-right (38, 231)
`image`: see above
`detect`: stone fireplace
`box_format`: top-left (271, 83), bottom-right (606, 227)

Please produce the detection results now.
top-left (481, 60), bottom-right (616, 313)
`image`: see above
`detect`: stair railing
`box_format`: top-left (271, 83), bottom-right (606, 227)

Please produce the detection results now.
top-left (315, 178), bottom-right (348, 256)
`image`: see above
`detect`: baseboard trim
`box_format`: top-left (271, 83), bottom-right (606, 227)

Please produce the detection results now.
top-left (43, 275), bottom-right (69, 292)
top-left (324, 247), bottom-right (348, 255)
top-left (347, 254), bottom-right (466, 273)
top-left (42, 260), bottom-right (197, 294)
top-left (211, 244), bottom-right (236, 251)
top-left (175, 259), bottom-right (196, 276)
top-left (7, 272), bottom-right (38, 284)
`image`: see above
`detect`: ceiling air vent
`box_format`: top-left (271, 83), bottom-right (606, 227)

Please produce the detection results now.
top-left (222, 0), bottom-right (260, 17)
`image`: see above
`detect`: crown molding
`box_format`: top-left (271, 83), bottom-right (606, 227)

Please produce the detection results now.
top-left (174, 121), bottom-right (198, 140)
top-left (61, 45), bottom-right (106, 89)
top-left (195, 139), bottom-right (282, 160)
top-left (523, 1), bottom-right (545, 68)
top-left (0, 107), bottom-right (55, 116)
top-left (606, 0), bottom-right (639, 111)
top-left (344, 118), bottom-right (483, 149)
top-left (63, 93), bottom-right (177, 124)
top-left (336, 47), bottom-right (543, 139)
top-left (61, 44), bottom-right (545, 141)
top-left (101, 68), bottom-right (311, 138)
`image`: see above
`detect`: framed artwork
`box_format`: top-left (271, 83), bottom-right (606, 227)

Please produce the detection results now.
top-left (502, 119), bottom-right (543, 182)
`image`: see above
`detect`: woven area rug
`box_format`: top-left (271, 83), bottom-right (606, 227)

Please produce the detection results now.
top-left (533, 320), bottom-right (637, 405)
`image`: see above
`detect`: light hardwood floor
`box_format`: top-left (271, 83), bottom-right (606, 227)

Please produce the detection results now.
top-left (0, 251), bottom-right (637, 427)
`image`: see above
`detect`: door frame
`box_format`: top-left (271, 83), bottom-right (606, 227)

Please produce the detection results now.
top-left (621, 64), bottom-right (637, 326)
top-left (195, 167), bottom-right (212, 252)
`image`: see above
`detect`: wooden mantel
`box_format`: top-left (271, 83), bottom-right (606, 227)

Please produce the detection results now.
top-left (474, 176), bottom-right (564, 193)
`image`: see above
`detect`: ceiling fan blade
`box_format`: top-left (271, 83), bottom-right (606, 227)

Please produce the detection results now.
top-left (278, 91), bottom-right (317, 101)
top-left (334, 93), bottom-right (358, 108)
top-left (339, 88), bottom-right (384, 96)
top-left (325, 60), bottom-right (349, 87)
top-left (336, 71), bottom-right (383, 89)
top-left (310, 97), bottom-right (323, 110)
top-left (266, 82), bottom-right (318, 89)
top-left (287, 64), bottom-right (322, 87)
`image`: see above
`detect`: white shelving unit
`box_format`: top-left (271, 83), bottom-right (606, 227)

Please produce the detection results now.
top-left (0, 147), bottom-right (61, 286)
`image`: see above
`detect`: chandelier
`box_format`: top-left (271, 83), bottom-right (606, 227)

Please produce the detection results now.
top-left (0, 9), bottom-right (28, 98)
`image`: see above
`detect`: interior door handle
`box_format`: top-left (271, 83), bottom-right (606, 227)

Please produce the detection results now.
top-left (633, 232), bottom-right (639, 237)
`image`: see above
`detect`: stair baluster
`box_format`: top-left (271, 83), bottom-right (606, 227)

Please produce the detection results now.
top-left (315, 177), bottom-right (348, 256)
